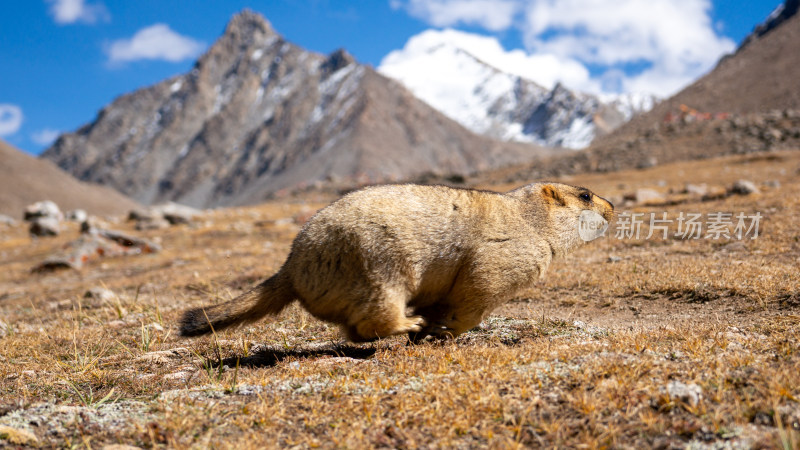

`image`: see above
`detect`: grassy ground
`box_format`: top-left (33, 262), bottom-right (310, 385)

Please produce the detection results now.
top-left (1, 151), bottom-right (799, 448)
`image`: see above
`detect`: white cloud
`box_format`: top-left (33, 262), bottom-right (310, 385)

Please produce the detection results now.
top-left (0, 104), bottom-right (23, 137)
top-left (47, 0), bottom-right (109, 25)
top-left (106, 24), bottom-right (205, 63)
top-left (31, 128), bottom-right (61, 146)
top-left (381, 29), bottom-right (594, 91)
top-left (522, 0), bottom-right (735, 96)
top-left (389, 0), bottom-right (736, 97)
top-left (391, 0), bottom-right (520, 31)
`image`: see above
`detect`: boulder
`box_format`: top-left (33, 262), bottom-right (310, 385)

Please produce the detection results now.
top-left (32, 227), bottom-right (160, 272)
top-left (29, 217), bottom-right (60, 237)
top-left (128, 202), bottom-right (201, 227)
top-left (23, 200), bottom-right (62, 221)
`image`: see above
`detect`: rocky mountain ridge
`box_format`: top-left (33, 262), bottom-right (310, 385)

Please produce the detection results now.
top-left (42, 11), bottom-right (547, 208)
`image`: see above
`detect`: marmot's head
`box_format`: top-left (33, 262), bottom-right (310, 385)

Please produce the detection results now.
top-left (512, 182), bottom-right (614, 255)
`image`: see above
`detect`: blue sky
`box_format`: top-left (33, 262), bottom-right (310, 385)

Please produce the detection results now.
top-left (0, 0), bottom-right (783, 154)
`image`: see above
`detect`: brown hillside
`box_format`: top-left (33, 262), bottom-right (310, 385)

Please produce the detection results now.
top-left (0, 140), bottom-right (140, 219)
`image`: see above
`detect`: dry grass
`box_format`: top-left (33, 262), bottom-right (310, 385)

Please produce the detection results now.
top-left (1, 151), bottom-right (799, 448)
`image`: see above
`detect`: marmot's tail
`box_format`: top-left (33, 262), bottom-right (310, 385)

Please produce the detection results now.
top-left (180, 271), bottom-right (296, 337)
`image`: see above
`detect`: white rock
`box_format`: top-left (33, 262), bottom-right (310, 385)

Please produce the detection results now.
top-left (731, 179), bottom-right (760, 195)
top-left (29, 216), bottom-right (60, 236)
top-left (634, 188), bottom-right (665, 205)
top-left (24, 200), bottom-right (62, 221)
top-left (136, 348), bottom-right (190, 364)
top-left (84, 287), bottom-right (116, 303)
top-left (66, 209), bottom-right (88, 222)
top-left (665, 380), bottom-right (703, 407)
top-left (685, 183), bottom-right (708, 196)
top-left (0, 214), bottom-right (16, 226)
top-left (152, 202), bottom-right (201, 225)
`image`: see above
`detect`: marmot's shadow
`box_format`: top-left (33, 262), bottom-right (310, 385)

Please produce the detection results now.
top-left (220, 344), bottom-right (377, 368)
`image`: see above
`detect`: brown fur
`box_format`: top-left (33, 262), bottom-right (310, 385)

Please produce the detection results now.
top-left (180, 182), bottom-right (614, 341)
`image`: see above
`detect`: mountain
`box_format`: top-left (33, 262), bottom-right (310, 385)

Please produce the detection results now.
top-left (0, 139), bottom-right (139, 219)
top-left (489, 1), bottom-right (800, 182)
top-left (378, 29), bottom-right (656, 149)
top-left (42, 11), bottom-right (547, 208)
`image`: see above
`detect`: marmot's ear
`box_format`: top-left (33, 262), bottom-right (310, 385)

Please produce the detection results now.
top-left (541, 184), bottom-right (566, 206)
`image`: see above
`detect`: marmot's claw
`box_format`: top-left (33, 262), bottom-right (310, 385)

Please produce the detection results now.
top-left (407, 315), bottom-right (426, 333)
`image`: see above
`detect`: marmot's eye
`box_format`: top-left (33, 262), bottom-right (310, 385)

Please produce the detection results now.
top-left (579, 192), bottom-right (592, 202)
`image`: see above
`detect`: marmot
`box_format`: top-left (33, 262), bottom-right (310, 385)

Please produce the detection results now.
top-left (180, 182), bottom-right (613, 342)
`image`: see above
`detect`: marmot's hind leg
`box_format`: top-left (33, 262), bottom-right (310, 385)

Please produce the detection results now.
top-left (410, 303), bottom-right (487, 342)
top-left (344, 286), bottom-right (425, 342)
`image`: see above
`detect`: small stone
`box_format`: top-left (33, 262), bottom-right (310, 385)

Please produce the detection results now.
top-left (308, 357), bottom-right (368, 369)
top-left (0, 214), bottom-right (16, 226)
top-left (102, 445), bottom-right (144, 450)
top-left (84, 287), bottom-right (116, 303)
top-left (764, 179), bottom-right (781, 188)
top-left (685, 183), bottom-right (708, 196)
top-left (136, 348), bottom-right (190, 364)
top-left (730, 179), bottom-right (760, 195)
top-left (163, 371), bottom-right (193, 381)
top-left (720, 241), bottom-right (747, 252)
top-left (127, 209), bottom-right (159, 222)
top-left (107, 320), bottom-right (127, 329)
top-left (0, 425), bottom-right (39, 446)
top-left (608, 256), bottom-right (622, 263)
top-left (637, 156), bottom-right (658, 169)
top-left (29, 216), bottom-right (60, 236)
top-left (135, 217), bottom-right (170, 230)
top-left (665, 380), bottom-right (702, 407)
top-left (633, 188), bottom-right (665, 205)
top-left (66, 209), bottom-right (88, 222)
top-left (152, 202), bottom-right (201, 225)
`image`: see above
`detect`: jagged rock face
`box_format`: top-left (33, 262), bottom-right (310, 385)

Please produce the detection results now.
top-left (43, 11), bottom-right (542, 208)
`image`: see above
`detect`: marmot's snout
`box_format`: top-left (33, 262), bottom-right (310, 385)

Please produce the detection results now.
top-left (596, 196), bottom-right (615, 222)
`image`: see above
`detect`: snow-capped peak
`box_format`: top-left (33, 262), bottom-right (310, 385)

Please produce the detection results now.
top-left (379, 29), bottom-right (657, 149)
